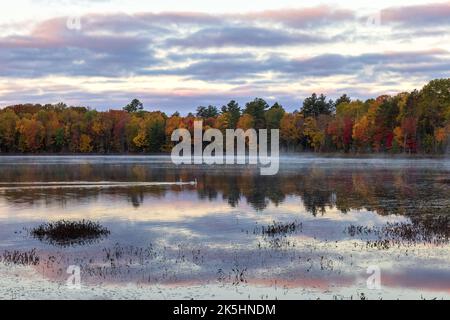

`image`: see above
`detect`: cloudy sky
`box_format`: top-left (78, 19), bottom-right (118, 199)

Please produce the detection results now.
top-left (1, 0), bottom-right (449, 113)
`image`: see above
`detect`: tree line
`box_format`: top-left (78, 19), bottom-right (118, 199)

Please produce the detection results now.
top-left (0, 78), bottom-right (449, 154)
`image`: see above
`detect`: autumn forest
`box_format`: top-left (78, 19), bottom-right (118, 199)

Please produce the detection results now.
top-left (0, 78), bottom-right (449, 154)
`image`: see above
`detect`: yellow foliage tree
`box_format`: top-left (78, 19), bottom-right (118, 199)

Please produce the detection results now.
top-left (0, 110), bottom-right (19, 151)
top-left (280, 113), bottom-right (303, 146)
top-left (393, 126), bottom-right (403, 147)
top-left (16, 118), bottom-right (45, 152)
top-left (237, 114), bottom-right (254, 130)
top-left (79, 134), bottom-right (93, 153)
top-left (214, 113), bottom-right (229, 132)
top-left (304, 117), bottom-right (324, 151)
top-left (133, 131), bottom-right (148, 149)
top-left (352, 115), bottom-right (371, 151)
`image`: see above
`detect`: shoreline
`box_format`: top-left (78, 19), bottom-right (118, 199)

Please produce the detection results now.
top-left (0, 153), bottom-right (447, 159)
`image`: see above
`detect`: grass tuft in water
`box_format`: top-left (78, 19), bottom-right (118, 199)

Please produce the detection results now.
top-left (30, 220), bottom-right (110, 246)
top-left (261, 221), bottom-right (303, 237)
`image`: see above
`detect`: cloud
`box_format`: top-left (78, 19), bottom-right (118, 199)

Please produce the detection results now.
top-left (0, 17), bottom-right (159, 77)
top-left (2, 49), bottom-right (449, 112)
top-left (135, 11), bottom-right (224, 26)
top-left (246, 5), bottom-right (355, 29)
top-left (284, 50), bottom-right (450, 77)
top-left (152, 49), bottom-right (450, 82)
top-left (381, 2), bottom-right (450, 27)
top-left (0, 4), bottom-right (449, 110)
top-left (1, 5), bottom-right (448, 79)
top-left (165, 26), bottom-right (339, 48)
top-left (90, 6), bottom-right (354, 31)
top-left (0, 8), bottom-right (350, 78)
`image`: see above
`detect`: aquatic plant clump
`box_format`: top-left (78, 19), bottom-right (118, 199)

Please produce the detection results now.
top-left (30, 220), bottom-right (110, 246)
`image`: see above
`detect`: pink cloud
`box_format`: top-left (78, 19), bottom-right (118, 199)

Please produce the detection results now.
top-left (381, 2), bottom-right (450, 26)
top-left (247, 5), bottom-right (355, 28)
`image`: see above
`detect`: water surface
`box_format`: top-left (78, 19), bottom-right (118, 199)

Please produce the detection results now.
top-left (0, 156), bottom-right (449, 299)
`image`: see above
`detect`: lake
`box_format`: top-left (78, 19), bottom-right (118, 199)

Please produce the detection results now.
top-left (0, 155), bottom-right (449, 299)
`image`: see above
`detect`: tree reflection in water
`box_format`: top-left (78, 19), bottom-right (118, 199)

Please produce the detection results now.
top-left (0, 162), bottom-right (448, 220)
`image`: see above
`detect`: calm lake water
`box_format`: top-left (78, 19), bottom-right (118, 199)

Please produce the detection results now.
top-left (0, 155), bottom-right (449, 299)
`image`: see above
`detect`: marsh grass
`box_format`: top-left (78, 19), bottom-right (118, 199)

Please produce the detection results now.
top-left (248, 220), bottom-right (303, 249)
top-left (258, 221), bottom-right (303, 237)
top-left (1, 249), bottom-right (39, 266)
top-left (30, 220), bottom-right (110, 246)
top-left (345, 216), bottom-right (449, 249)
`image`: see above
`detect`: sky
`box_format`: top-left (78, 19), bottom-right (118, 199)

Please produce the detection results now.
top-left (0, 0), bottom-right (449, 113)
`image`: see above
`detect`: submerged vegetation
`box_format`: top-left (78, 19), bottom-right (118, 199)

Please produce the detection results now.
top-left (0, 79), bottom-right (449, 154)
top-left (30, 220), bottom-right (110, 246)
